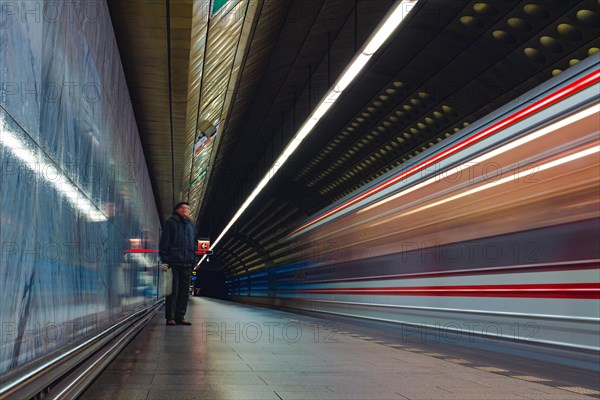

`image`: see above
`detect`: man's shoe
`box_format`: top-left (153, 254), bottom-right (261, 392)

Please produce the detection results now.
top-left (176, 320), bottom-right (192, 326)
top-left (166, 320), bottom-right (176, 326)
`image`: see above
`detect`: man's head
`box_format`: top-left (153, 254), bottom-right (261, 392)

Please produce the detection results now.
top-left (174, 201), bottom-right (191, 219)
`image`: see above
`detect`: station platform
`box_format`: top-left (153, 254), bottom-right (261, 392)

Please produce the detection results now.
top-left (82, 298), bottom-right (599, 400)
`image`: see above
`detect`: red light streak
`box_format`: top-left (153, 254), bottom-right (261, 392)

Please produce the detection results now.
top-left (292, 69), bottom-right (600, 235)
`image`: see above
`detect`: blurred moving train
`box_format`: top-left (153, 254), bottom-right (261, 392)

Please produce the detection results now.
top-left (229, 58), bottom-right (600, 351)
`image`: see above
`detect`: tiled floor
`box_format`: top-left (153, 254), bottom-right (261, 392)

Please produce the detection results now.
top-left (81, 298), bottom-right (597, 400)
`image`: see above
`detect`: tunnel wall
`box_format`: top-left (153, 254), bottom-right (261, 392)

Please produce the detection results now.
top-left (0, 1), bottom-right (160, 374)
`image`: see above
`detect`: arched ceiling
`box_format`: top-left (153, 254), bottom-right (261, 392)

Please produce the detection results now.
top-left (109, 0), bottom-right (599, 275)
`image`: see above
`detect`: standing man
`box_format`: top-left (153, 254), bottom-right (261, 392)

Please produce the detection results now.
top-left (159, 202), bottom-right (197, 326)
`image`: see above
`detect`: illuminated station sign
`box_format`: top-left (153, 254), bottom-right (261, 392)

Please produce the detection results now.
top-left (197, 239), bottom-right (213, 255)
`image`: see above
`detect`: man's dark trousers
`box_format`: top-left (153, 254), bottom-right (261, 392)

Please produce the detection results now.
top-left (166, 266), bottom-right (192, 321)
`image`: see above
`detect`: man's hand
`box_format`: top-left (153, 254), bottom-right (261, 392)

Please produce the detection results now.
top-left (161, 264), bottom-right (169, 271)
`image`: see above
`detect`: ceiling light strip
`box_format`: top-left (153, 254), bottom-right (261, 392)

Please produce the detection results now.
top-left (201, 0), bottom-right (419, 260)
top-left (291, 68), bottom-right (600, 235)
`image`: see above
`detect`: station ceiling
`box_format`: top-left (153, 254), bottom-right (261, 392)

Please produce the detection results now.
top-left (109, 0), bottom-right (599, 276)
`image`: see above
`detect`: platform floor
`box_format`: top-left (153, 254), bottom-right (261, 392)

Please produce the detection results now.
top-left (82, 297), bottom-right (599, 400)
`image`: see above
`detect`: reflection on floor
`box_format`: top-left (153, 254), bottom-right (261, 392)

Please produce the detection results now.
top-left (82, 297), bottom-right (599, 400)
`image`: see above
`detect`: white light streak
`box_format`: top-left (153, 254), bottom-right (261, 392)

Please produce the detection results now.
top-left (359, 103), bottom-right (600, 213)
top-left (205, 0), bottom-right (419, 257)
top-left (366, 143), bottom-right (599, 227)
top-left (0, 117), bottom-right (107, 222)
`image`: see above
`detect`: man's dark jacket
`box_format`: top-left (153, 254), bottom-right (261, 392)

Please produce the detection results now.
top-left (159, 214), bottom-right (197, 267)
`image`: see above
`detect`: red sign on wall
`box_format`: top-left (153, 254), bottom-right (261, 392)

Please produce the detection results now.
top-left (197, 239), bottom-right (211, 255)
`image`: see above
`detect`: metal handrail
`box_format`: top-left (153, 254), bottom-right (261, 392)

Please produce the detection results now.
top-left (0, 300), bottom-right (163, 399)
top-left (51, 302), bottom-right (162, 399)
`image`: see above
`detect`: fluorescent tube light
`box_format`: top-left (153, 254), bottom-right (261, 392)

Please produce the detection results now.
top-left (335, 53), bottom-right (371, 92)
top-left (206, 0), bottom-right (419, 256)
top-left (363, 1), bottom-right (416, 55)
